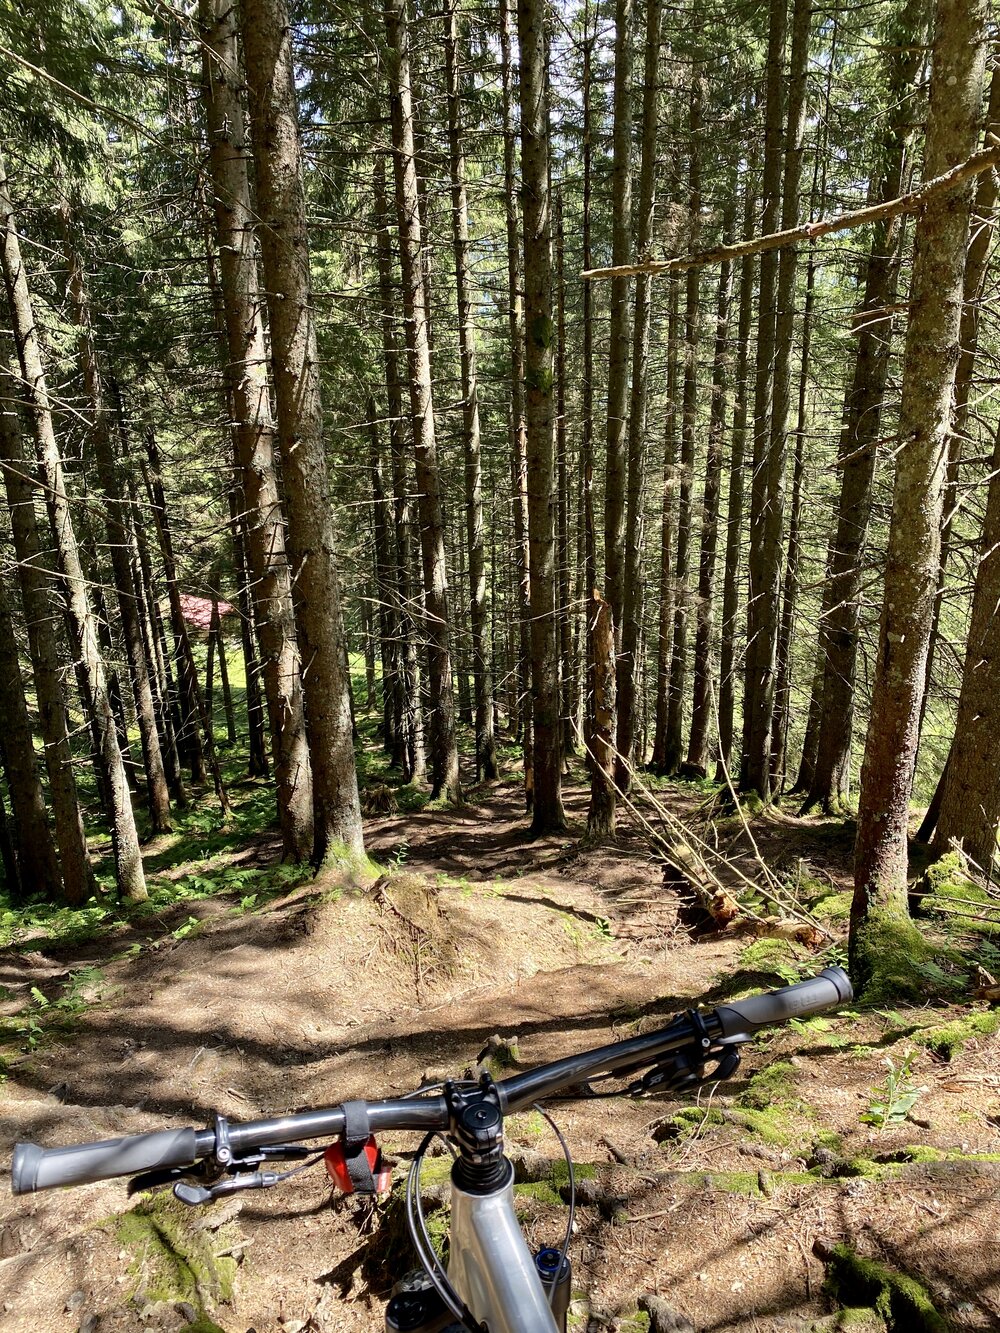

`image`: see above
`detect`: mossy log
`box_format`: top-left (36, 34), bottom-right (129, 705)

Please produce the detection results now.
top-left (816, 1240), bottom-right (950, 1332)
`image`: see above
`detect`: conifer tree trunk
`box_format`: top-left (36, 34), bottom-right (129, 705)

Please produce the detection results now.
top-left (201, 0), bottom-right (312, 858)
top-left (112, 392), bottom-right (188, 803)
top-left (518, 0), bottom-right (566, 834)
top-left (444, 0), bottom-right (497, 782)
top-left (769, 250), bottom-right (814, 789)
top-left (852, 0), bottom-right (988, 986)
top-left (617, 0), bottom-right (662, 787)
top-left (384, 0), bottom-right (462, 806)
top-left (742, 0), bottom-right (787, 795)
top-left (59, 211), bottom-right (172, 835)
top-left (242, 0), bottom-right (364, 857)
top-left (0, 391), bottom-right (92, 903)
top-left (0, 156), bottom-right (146, 903)
top-left (0, 565), bottom-right (62, 898)
top-left (688, 197), bottom-right (735, 774)
top-left (580, 3), bottom-right (597, 769)
top-left (0, 777), bottom-right (19, 901)
top-left (920, 60), bottom-right (1000, 744)
top-left (228, 487), bottom-right (269, 778)
top-left (716, 172), bottom-right (757, 779)
top-left (214, 603), bottom-right (237, 745)
top-left (587, 593), bottom-right (617, 837)
top-left (806, 3), bottom-right (925, 814)
top-left (651, 283), bottom-right (680, 773)
top-left (603, 0), bottom-right (632, 633)
top-left (555, 191), bottom-right (574, 764)
top-left (743, 0), bottom-right (810, 798)
top-left (665, 77), bottom-right (702, 774)
top-left (365, 402), bottom-right (400, 761)
top-left (373, 158), bottom-right (424, 783)
top-left (142, 435), bottom-right (230, 815)
top-left (501, 0), bottom-right (532, 803)
top-left (932, 422), bottom-right (1000, 871)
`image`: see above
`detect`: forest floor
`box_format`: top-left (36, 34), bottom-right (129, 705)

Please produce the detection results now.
top-left (1, 746), bottom-right (1000, 1333)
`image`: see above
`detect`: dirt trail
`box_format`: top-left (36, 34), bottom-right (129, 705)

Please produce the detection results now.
top-left (1, 780), bottom-right (999, 1332)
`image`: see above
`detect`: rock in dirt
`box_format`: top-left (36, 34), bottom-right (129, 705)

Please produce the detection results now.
top-left (638, 1294), bottom-right (695, 1333)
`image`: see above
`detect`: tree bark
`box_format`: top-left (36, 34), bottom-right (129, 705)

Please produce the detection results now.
top-left (0, 153), bottom-right (146, 903)
top-left (743, 0), bottom-right (809, 798)
top-left (444, 0), bottom-right (497, 783)
top-left (603, 0), bottom-right (633, 636)
top-left (59, 208), bottom-right (172, 835)
top-left (501, 0), bottom-right (532, 804)
top-left (141, 434), bottom-right (231, 816)
top-left (0, 557), bottom-right (62, 898)
top-left (617, 0), bottom-right (662, 788)
top-left (242, 0), bottom-right (365, 858)
top-left (518, 0), bottom-right (566, 833)
top-left (931, 422), bottom-right (1000, 871)
top-left (228, 486), bottom-right (269, 778)
top-left (769, 250), bottom-right (813, 790)
top-left (200, 0), bottom-right (312, 858)
top-left (852, 0), bottom-right (988, 986)
top-left (383, 0), bottom-right (462, 806)
top-left (587, 594), bottom-right (617, 838)
top-left (650, 282), bottom-right (681, 773)
top-left (688, 196), bottom-right (735, 774)
top-left (373, 157), bottom-right (424, 784)
top-left (0, 390), bottom-right (93, 904)
top-left (665, 74), bottom-right (702, 774)
top-left (919, 59), bottom-right (1000, 747)
top-left (716, 169), bottom-right (757, 779)
top-left (805, 1), bottom-right (926, 814)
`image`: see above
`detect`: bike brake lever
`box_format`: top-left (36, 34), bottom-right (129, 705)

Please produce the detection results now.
top-left (174, 1171), bottom-right (281, 1206)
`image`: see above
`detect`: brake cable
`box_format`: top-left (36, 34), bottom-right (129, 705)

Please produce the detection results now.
top-left (406, 1132), bottom-right (483, 1333)
top-left (533, 1103), bottom-right (574, 1313)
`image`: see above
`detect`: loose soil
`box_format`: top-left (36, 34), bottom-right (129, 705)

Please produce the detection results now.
top-left (1, 777), bottom-right (999, 1332)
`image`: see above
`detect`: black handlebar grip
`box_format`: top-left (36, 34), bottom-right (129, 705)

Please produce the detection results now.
top-left (712, 966), bottom-right (853, 1038)
top-left (11, 1128), bottom-right (198, 1195)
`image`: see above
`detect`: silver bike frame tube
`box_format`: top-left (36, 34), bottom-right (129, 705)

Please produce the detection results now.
top-left (447, 1164), bottom-right (559, 1333)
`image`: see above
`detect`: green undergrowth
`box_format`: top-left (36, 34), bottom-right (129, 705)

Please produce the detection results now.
top-left (823, 1243), bottom-right (950, 1332)
top-left (915, 1010), bottom-right (1000, 1060)
top-left (730, 1060), bottom-right (814, 1146)
top-left (113, 1193), bottom-right (240, 1326)
top-left (852, 906), bottom-right (966, 1006)
top-left (922, 853), bottom-right (999, 937)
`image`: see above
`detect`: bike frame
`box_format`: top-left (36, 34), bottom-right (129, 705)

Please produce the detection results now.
top-left (448, 1161), bottom-right (559, 1333)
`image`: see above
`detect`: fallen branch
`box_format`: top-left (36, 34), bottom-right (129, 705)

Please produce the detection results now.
top-left (582, 137), bottom-right (1000, 280)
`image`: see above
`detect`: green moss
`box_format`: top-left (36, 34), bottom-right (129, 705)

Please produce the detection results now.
top-left (916, 1011), bottom-right (1000, 1061)
top-left (833, 1309), bottom-right (887, 1331)
top-left (114, 1195), bottom-right (238, 1316)
top-left (515, 1180), bottom-right (563, 1207)
top-left (656, 1106), bottom-right (725, 1141)
top-left (738, 938), bottom-right (809, 976)
top-left (851, 906), bottom-right (959, 1005)
top-left (899, 1145), bottom-right (945, 1164)
top-left (813, 1129), bottom-right (845, 1154)
top-left (740, 1060), bottom-right (798, 1110)
top-left (823, 1243), bottom-right (949, 1332)
top-left (550, 1158), bottom-right (596, 1188)
top-left (812, 891), bottom-right (853, 923)
top-left (728, 1107), bottom-right (794, 1146)
top-left (615, 1313), bottom-right (651, 1333)
top-left (923, 852), bottom-right (980, 903)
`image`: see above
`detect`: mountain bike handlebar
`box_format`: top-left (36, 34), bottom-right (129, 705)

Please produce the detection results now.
top-left (11, 966), bottom-right (851, 1196)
